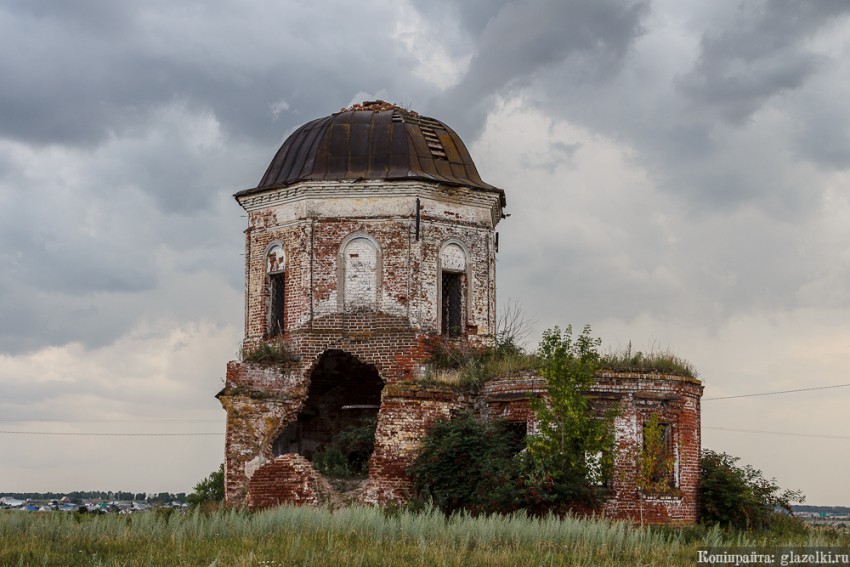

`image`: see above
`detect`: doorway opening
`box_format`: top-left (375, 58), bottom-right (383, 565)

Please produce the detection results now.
top-left (272, 350), bottom-right (383, 479)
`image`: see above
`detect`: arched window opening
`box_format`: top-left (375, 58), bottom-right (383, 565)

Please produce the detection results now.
top-left (342, 236), bottom-right (379, 311)
top-left (266, 244), bottom-right (285, 336)
top-left (271, 350), bottom-right (383, 479)
top-left (440, 243), bottom-right (467, 337)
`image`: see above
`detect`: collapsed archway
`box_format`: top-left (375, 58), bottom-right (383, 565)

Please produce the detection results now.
top-left (272, 350), bottom-right (383, 477)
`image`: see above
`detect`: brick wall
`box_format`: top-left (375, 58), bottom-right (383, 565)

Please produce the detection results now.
top-left (246, 454), bottom-right (338, 509)
top-left (217, 361), bottom-right (308, 504)
top-left (592, 372), bottom-right (703, 523)
top-left (221, 178), bottom-right (703, 523)
top-left (222, 364), bottom-right (702, 523)
top-left (480, 372), bottom-right (703, 523)
top-left (479, 373), bottom-right (546, 428)
top-left (593, 371), bottom-right (703, 523)
top-left (362, 383), bottom-right (470, 504)
top-left (239, 181), bottom-right (500, 350)
top-left (219, 324), bottom-right (456, 506)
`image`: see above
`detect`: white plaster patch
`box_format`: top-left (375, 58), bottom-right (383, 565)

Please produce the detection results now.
top-left (267, 244), bottom-right (285, 273)
top-left (344, 238), bottom-right (377, 309)
top-left (244, 454), bottom-right (266, 480)
top-left (440, 243), bottom-right (466, 272)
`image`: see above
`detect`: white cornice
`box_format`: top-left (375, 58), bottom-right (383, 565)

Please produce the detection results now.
top-left (250, 215), bottom-right (497, 235)
top-left (235, 180), bottom-right (504, 227)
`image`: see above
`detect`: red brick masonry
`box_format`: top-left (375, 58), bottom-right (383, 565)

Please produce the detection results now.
top-left (222, 362), bottom-right (702, 523)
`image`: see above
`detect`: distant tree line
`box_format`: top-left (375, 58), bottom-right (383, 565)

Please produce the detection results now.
top-left (1, 491), bottom-right (187, 503)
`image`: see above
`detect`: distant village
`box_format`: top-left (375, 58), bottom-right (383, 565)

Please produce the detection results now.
top-left (1, 492), bottom-right (189, 513)
top-left (792, 506), bottom-right (850, 528)
top-left (2, 492), bottom-right (847, 528)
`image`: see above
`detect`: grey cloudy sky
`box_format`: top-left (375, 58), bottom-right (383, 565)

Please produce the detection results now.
top-left (1, 0), bottom-right (849, 505)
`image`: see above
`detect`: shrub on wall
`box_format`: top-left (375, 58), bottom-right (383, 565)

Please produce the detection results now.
top-left (422, 336), bottom-right (536, 390)
top-left (412, 325), bottom-right (620, 516)
top-left (526, 325), bottom-right (616, 510)
top-left (240, 337), bottom-right (297, 364)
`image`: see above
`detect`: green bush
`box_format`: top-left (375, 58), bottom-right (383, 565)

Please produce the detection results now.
top-left (187, 463), bottom-right (224, 506)
top-left (408, 412), bottom-right (524, 515)
top-left (409, 410), bottom-right (608, 517)
top-left (334, 417), bottom-right (377, 473)
top-left (475, 457), bottom-right (608, 517)
top-left (527, 325), bottom-right (616, 511)
top-left (314, 446), bottom-right (354, 478)
top-left (699, 450), bottom-right (805, 530)
top-left (314, 418), bottom-right (378, 479)
top-left (412, 326), bottom-right (619, 517)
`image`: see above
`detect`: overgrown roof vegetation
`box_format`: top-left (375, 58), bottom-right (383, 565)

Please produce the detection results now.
top-left (419, 300), bottom-right (539, 389)
top-left (419, 336), bottom-right (537, 390)
top-left (600, 342), bottom-right (699, 379)
top-left (239, 337), bottom-right (298, 364)
top-left (420, 324), bottom-right (699, 390)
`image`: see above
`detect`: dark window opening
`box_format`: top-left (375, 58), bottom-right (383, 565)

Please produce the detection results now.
top-left (441, 271), bottom-right (464, 337)
top-left (271, 350), bottom-right (383, 479)
top-left (268, 273), bottom-right (285, 336)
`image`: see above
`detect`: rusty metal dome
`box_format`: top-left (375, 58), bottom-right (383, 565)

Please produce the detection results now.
top-left (236, 101), bottom-right (505, 205)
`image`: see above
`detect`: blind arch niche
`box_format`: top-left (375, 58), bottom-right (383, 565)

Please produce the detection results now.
top-left (339, 234), bottom-right (381, 312)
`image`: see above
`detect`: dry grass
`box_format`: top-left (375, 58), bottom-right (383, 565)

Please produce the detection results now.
top-left (420, 350), bottom-right (538, 389)
top-left (601, 345), bottom-right (699, 378)
top-left (2, 505), bottom-right (846, 566)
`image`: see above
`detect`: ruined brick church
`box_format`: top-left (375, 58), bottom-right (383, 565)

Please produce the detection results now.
top-left (217, 101), bottom-right (703, 523)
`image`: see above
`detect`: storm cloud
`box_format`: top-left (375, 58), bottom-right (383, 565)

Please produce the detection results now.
top-left (1, 0), bottom-right (849, 504)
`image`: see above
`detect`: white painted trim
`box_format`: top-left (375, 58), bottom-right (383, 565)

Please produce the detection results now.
top-left (236, 180), bottom-right (503, 227)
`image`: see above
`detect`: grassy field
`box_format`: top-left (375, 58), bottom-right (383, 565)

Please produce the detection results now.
top-left (2, 505), bottom-right (848, 566)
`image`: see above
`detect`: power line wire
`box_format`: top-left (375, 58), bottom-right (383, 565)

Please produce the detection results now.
top-left (703, 382), bottom-right (850, 401)
top-left (705, 426), bottom-right (850, 440)
top-left (4, 383), bottom-right (848, 440)
top-left (4, 430), bottom-right (838, 442)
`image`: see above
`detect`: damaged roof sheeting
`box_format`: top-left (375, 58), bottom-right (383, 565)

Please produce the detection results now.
top-left (236, 101), bottom-right (506, 206)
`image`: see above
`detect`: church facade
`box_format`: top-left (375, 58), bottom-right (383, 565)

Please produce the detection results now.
top-left (217, 101), bottom-right (703, 522)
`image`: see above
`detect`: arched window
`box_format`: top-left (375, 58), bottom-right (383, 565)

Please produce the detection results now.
top-left (439, 242), bottom-right (467, 337)
top-left (266, 244), bottom-right (286, 336)
top-left (341, 236), bottom-right (379, 311)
